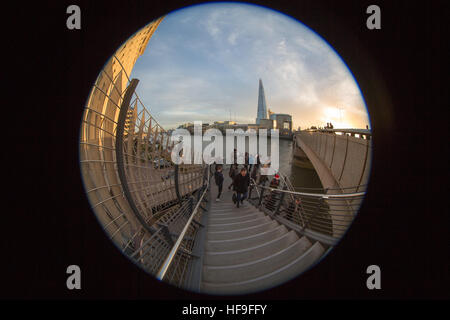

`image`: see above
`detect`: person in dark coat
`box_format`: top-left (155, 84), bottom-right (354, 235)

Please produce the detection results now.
top-left (214, 165), bottom-right (224, 201)
top-left (232, 148), bottom-right (237, 164)
top-left (250, 163), bottom-right (259, 182)
top-left (233, 167), bottom-right (250, 208)
top-left (244, 152), bottom-right (249, 170)
top-left (228, 164), bottom-right (237, 190)
top-left (248, 163), bottom-right (259, 199)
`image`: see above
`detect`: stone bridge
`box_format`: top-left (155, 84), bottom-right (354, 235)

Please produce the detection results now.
top-left (293, 129), bottom-right (372, 193)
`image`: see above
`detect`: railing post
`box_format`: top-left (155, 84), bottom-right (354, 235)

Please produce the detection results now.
top-left (156, 178), bottom-right (209, 281)
top-left (274, 185), bottom-right (287, 215)
top-left (189, 196), bottom-right (194, 215)
top-left (115, 78), bottom-right (158, 236)
top-left (258, 185), bottom-right (265, 207)
top-left (174, 164), bottom-right (182, 203)
top-left (305, 197), bottom-right (324, 231)
top-left (196, 185), bottom-right (202, 202)
top-left (159, 224), bottom-right (174, 247)
top-left (204, 165), bottom-right (210, 188)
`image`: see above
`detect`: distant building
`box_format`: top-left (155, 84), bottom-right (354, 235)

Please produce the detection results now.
top-left (213, 121), bottom-right (236, 126)
top-left (256, 79), bottom-right (268, 125)
top-left (210, 121), bottom-right (243, 133)
top-left (229, 124), bottom-right (248, 131)
top-left (270, 113), bottom-right (292, 139)
top-left (178, 122), bottom-right (193, 129)
top-left (254, 81), bottom-right (292, 137)
top-left (258, 119), bottom-right (274, 130)
top-left (204, 79), bottom-right (292, 137)
top-left (178, 122), bottom-right (210, 134)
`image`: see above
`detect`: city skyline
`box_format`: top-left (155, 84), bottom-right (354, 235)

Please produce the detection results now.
top-left (130, 2), bottom-right (371, 130)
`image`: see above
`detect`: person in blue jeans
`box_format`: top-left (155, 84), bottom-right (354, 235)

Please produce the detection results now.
top-left (233, 167), bottom-right (250, 208)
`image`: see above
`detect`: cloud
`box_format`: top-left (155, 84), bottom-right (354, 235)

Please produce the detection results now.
top-left (130, 3), bottom-right (369, 130)
top-left (228, 31), bottom-right (239, 45)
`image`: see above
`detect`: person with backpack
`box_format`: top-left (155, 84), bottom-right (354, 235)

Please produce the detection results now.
top-left (233, 167), bottom-right (250, 208)
top-left (270, 174), bottom-right (280, 189)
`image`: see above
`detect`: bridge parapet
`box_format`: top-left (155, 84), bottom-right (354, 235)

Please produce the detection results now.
top-left (292, 130), bottom-right (372, 239)
top-left (294, 130), bottom-right (372, 193)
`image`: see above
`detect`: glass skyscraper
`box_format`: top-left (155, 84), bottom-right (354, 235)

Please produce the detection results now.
top-left (256, 79), bottom-right (268, 124)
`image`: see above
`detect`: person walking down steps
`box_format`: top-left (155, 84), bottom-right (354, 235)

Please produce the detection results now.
top-left (228, 164), bottom-right (238, 190)
top-left (214, 165), bottom-right (224, 202)
top-left (233, 167), bottom-right (250, 208)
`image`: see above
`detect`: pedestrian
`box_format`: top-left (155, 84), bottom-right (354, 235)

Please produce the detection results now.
top-left (248, 153), bottom-right (257, 173)
top-left (228, 164), bottom-right (237, 190)
top-left (251, 162), bottom-right (259, 181)
top-left (233, 167), bottom-right (250, 208)
top-left (214, 165), bottom-right (224, 201)
top-left (263, 174), bottom-right (280, 211)
top-left (249, 163), bottom-right (259, 199)
top-left (269, 174), bottom-right (280, 189)
top-left (259, 171), bottom-right (269, 186)
top-left (232, 148), bottom-right (237, 165)
top-left (244, 152), bottom-right (249, 170)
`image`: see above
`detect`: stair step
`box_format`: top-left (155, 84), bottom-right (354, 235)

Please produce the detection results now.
top-left (205, 225), bottom-right (288, 252)
top-left (209, 206), bottom-right (256, 216)
top-left (212, 200), bottom-right (240, 205)
top-left (201, 241), bottom-right (326, 295)
top-left (208, 212), bottom-right (264, 224)
top-left (206, 220), bottom-right (279, 241)
top-left (204, 230), bottom-right (299, 266)
top-left (202, 236), bottom-right (312, 283)
top-left (211, 201), bottom-right (253, 208)
top-left (207, 216), bottom-right (271, 232)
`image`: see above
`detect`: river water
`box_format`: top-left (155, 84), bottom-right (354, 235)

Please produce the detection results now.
top-left (277, 138), bottom-right (322, 191)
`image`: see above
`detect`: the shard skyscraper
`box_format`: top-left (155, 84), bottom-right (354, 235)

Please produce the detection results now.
top-left (256, 79), bottom-right (268, 125)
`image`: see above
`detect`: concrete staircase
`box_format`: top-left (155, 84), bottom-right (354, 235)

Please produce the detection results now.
top-left (201, 168), bottom-right (326, 295)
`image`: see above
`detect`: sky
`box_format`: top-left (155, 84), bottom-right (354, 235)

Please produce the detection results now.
top-left (130, 2), bottom-right (371, 130)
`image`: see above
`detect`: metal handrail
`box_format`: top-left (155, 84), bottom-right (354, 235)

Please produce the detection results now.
top-left (249, 177), bottom-right (260, 198)
top-left (303, 128), bottom-right (372, 136)
top-left (248, 167), bottom-right (366, 244)
top-left (251, 167), bottom-right (365, 198)
top-left (252, 183), bottom-right (365, 199)
top-left (112, 54), bottom-right (167, 136)
top-left (271, 169), bottom-right (367, 194)
top-left (290, 184), bottom-right (369, 191)
top-left (156, 166), bottom-right (210, 280)
top-left (81, 48), bottom-right (208, 287)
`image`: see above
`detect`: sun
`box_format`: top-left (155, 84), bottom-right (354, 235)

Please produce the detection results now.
top-left (323, 107), bottom-right (341, 120)
top-left (321, 106), bottom-right (351, 128)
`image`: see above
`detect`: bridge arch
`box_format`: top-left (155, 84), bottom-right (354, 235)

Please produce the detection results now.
top-left (293, 130), bottom-right (372, 193)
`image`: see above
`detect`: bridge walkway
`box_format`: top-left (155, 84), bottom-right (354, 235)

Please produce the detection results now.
top-left (200, 167), bottom-right (325, 295)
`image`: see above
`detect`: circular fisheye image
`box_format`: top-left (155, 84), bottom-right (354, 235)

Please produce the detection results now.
top-left (79, 2), bottom-right (372, 295)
